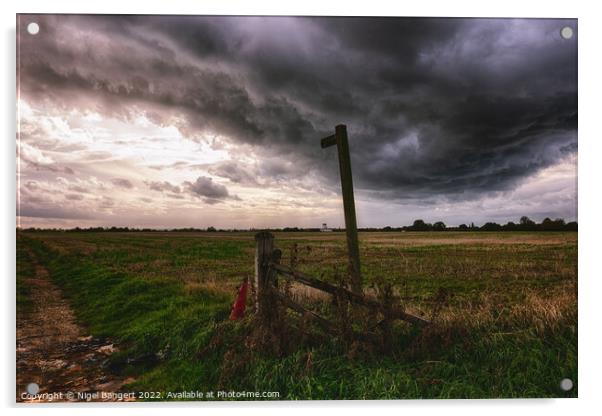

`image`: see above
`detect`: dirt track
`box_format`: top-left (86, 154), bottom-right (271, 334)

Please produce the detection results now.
top-left (16, 252), bottom-right (133, 402)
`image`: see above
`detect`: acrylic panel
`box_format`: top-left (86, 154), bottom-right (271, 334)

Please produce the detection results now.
top-left (16, 14), bottom-right (577, 402)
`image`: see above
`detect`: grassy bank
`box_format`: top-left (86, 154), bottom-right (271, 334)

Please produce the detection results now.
top-left (18, 231), bottom-right (577, 399)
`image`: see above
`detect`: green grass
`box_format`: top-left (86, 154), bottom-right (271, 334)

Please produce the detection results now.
top-left (17, 231), bottom-right (577, 399)
top-left (16, 234), bottom-right (40, 315)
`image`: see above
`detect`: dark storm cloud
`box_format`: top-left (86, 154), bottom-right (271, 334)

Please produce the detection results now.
top-left (144, 176), bottom-right (238, 204)
top-left (65, 193), bottom-right (84, 201)
top-left (18, 15), bottom-right (577, 201)
top-left (111, 178), bottom-right (134, 189)
top-left (208, 161), bottom-right (259, 185)
top-left (187, 176), bottom-right (228, 198)
top-left (145, 180), bottom-right (182, 194)
top-left (184, 176), bottom-right (240, 204)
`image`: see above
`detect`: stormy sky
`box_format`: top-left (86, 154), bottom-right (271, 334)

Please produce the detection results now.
top-left (17, 15), bottom-right (577, 229)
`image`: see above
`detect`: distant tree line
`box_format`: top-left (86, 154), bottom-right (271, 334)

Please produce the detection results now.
top-left (363, 216), bottom-right (576, 232)
top-left (17, 216), bottom-right (576, 233)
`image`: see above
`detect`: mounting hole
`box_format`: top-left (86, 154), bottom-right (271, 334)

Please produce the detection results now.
top-left (27, 22), bottom-right (40, 35)
top-left (560, 378), bottom-right (573, 391)
top-left (560, 26), bottom-right (573, 40)
top-left (26, 382), bottom-right (40, 395)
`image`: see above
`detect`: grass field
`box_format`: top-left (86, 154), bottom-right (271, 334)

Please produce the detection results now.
top-left (16, 230), bottom-right (577, 399)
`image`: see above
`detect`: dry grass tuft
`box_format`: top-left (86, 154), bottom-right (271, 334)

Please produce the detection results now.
top-left (288, 282), bottom-right (331, 304)
top-left (416, 284), bottom-right (577, 336)
top-left (183, 278), bottom-right (239, 299)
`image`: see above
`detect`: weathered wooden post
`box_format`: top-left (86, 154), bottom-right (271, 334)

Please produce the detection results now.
top-left (321, 124), bottom-right (362, 294)
top-left (254, 231), bottom-right (274, 317)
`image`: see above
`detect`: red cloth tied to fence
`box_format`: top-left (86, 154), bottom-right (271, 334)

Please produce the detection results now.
top-left (229, 280), bottom-right (249, 320)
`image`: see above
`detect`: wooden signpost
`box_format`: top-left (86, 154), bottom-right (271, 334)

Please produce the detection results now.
top-left (321, 124), bottom-right (362, 295)
top-left (252, 125), bottom-right (430, 338)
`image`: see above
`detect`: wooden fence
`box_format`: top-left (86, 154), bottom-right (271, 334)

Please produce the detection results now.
top-left (252, 125), bottom-right (429, 341)
top-left (254, 231), bottom-right (429, 342)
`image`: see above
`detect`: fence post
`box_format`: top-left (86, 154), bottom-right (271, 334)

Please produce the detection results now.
top-left (254, 231), bottom-right (274, 316)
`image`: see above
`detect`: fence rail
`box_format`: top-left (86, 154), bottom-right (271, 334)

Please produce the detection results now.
top-left (269, 262), bottom-right (429, 327)
top-left (254, 231), bottom-right (429, 342)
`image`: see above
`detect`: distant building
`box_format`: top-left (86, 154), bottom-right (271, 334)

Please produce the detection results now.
top-left (320, 223), bottom-right (332, 232)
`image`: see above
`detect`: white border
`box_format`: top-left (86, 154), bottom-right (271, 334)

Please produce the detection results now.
top-left (3, 1), bottom-right (601, 415)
